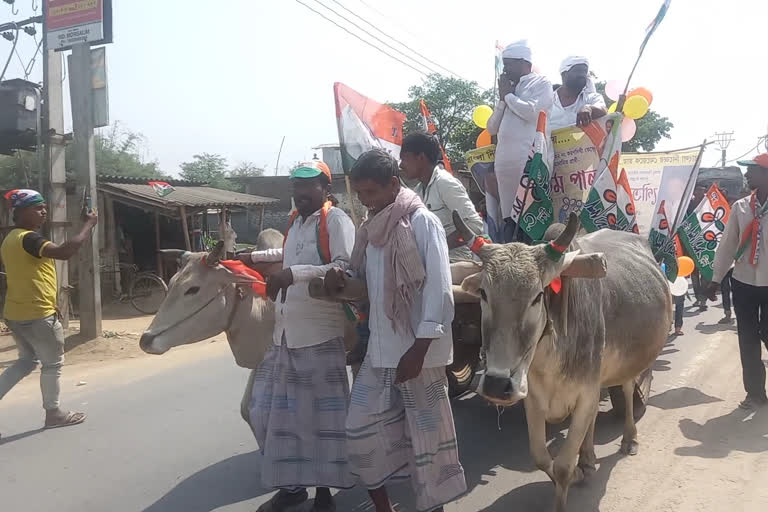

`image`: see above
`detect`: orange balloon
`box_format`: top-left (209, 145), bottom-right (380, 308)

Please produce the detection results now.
top-left (476, 129), bottom-right (491, 148)
top-left (677, 256), bottom-right (695, 278)
top-left (628, 87), bottom-right (653, 106)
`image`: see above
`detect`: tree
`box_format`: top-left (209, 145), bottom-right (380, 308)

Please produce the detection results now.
top-left (594, 81), bottom-right (673, 152)
top-left (179, 153), bottom-right (235, 190)
top-left (229, 161), bottom-right (265, 178)
top-left (0, 123), bottom-right (162, 191)
top-left (92, 123), bottom-right (163, 178)
top-left (389, 74), bottom-right (493, 168)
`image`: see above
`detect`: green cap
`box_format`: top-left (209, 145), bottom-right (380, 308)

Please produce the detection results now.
top-left (290, 161), bottom-right (332, 182)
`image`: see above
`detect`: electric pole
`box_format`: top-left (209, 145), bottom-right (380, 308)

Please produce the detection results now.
top-left (713, 131), bottom-right (735, 167)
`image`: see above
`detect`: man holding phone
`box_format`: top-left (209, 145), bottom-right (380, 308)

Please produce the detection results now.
top-left (0, 189), bottom-right (97, 431)
top-left (486, 39), bottom-right (553, 243)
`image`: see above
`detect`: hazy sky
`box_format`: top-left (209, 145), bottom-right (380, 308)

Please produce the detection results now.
top-left (4, 0), bottom-right (767, 176)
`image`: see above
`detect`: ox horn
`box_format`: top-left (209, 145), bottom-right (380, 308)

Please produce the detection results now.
top-left (206, 240), bottom-right (226, 267)
top-left (157, 249), bottom-right (189, 260)
top-left (452, 210), bottom-right (478, 244)
top-left (553, 213), bottom-right (580, 251)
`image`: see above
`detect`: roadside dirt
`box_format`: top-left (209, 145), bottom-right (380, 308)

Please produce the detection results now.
top-left (1, 302), bottom-right (226, 369)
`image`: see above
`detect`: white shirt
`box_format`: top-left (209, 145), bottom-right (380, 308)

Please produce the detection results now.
top-left (549, 86), bottom-right (607, 132)
top-left (249, 206), bottom-right (356, 348)
top-left (486, 72), bottom-right (554, 219)
top-left (364, 208), bottom-right (454, 369)
top-left (413, 167), bottom-right (484, 262)
top-left (712, 195), bottom-right (768, 287)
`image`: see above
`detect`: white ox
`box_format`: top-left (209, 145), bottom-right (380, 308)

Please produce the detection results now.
top-left (139, 229), bottom-right (284, 425)
top-left (453, 212), bottom-right (671, 512)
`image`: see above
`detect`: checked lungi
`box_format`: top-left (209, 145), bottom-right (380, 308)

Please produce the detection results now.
top-left (346, 357), bottom-right (467, 511)
top-left (249, 336), bottom-right (354, 490)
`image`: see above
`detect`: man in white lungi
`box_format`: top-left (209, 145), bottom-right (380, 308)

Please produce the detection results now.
top-left (486, 39), bottom-right (553, 243)
top-left (327, 149), bottom-right (466, 512)
top-left (245, 161), bottom-right (356, 512)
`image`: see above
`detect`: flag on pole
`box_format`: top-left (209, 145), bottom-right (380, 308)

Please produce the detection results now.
top-left (648, 200), bottom-right (679, 281)
top-left (616, 169), bottom-right (639, 233)
top-left (148, 181), bottom-right (175, 197)
top-left (580, 115), bottom-right (624, 232)
top-left (514, 112), bottom-right (553, 241)
top-left (639, 0), bottom-right (672, 55)
top-left (333, 82), bottom-right (406, 174)
top-left (678, 183), bottom-right (731, 281)
top-left (419, 99), bottom-right (453, 173)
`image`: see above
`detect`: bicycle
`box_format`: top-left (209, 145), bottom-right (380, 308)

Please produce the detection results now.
top-left (66, 263), bottom-right (168, 316)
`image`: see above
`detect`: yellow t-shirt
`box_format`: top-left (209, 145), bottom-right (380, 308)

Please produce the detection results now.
top-left (1, 228), bottom-right (57, 321)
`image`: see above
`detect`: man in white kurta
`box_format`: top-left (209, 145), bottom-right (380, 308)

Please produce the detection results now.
top-left (486, 40), bottom-right (553, 242)
top-left (549, 56), bottom-right (607, 132)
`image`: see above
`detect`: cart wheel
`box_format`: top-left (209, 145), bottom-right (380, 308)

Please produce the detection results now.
top-left (130, 273), bottom-right (168, 315)
top-left (609, 369), bottom-right (652, 421)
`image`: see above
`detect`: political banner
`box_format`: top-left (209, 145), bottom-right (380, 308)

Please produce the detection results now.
top-left (334, 83), bottom-right (406, 174)
top-left (678, 184), bottom-right (731, 281)
top-left (619, 150), bottom-right (700, 234)
top-left (549, 114), bottom-right (623, 226)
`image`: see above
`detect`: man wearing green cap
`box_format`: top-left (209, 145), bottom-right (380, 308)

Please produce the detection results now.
top-left (238, 162), bottom-right (356, 512)
top-left (0, 189), bottom-right (98, 431)
top-left (710, 153), bottom-right (768, 410)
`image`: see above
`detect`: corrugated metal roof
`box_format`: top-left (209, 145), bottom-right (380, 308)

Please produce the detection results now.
top-left (98, 182), bottom-right (279, 210)
top-left (97, 174), bottom-right (206, 186)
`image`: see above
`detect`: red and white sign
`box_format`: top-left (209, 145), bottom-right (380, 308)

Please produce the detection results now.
top-left (46, 0), bottom-right (105, 50)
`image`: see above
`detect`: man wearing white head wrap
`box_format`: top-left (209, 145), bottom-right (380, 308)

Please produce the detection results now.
top-left (549, 56), bottom-right (607, 131)
top-left (486, 40), bottom-right (553, 242)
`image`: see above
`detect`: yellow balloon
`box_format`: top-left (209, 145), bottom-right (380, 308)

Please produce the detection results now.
top-left (623, 95), bottom-right (650, 120)
top-left (607, 102), bottom-right (618, 113)
top-left (472, 105), bottom-right (493, 129)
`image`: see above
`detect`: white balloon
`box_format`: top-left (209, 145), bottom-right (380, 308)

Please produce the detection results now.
top-left (670, 276), bottom-right (688, 297)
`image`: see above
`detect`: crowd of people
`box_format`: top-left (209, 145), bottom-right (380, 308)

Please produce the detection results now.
top-left (2, 37), bottom-right (768, 512)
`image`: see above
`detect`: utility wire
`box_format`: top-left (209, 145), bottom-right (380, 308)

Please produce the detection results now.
top-left (329, 0), bottom-right (465, 79)
top-left (1, 22), bottom-right (19, 81)
top-left (725, 137), bottom-right (767, 165)
top-left (293, 0), bottom-right (429, 77)
top-left (23, 34), bottom-right (42, 78)
top-left (309, 0), bottom-right (440, 75)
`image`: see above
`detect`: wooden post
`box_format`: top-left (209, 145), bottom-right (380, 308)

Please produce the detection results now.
top-left (155, 212), bottom-right (164, 278)
top-left (180, 206), bottom-right (192, 251)
top-left (46, 44), bottom-right (70, 328)
top-left (259, 204), bottom-right (265, 232)
top-left (345, 176), bottom-right (359, 226)
top-left (69, 43), bottom-right (101, 339)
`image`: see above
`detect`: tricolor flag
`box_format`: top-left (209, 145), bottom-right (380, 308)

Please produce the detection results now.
top-left (648, 200), bottom-right (678, 281)
top-left (639, 0), bottom-right (671, 55)
top-left (580, 116), bottom-right (625, 233)
top-left (513, 112), bottom-right (553, 241)
top-left (148, 181), bottom-right (175, 197)
top-left (616, 169), bottom-right (639, 234)
top-left (334, 82), bottom-right (406, 174)
top-left (678, 184), bottom-right (731, 281)
top-left (419, 99), bottom-right (453, 173)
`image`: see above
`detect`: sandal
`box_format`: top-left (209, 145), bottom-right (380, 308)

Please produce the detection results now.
top-left (44, 411), bottom-right (86, 429)
top-left (257, 489), bottom-right (309, 512)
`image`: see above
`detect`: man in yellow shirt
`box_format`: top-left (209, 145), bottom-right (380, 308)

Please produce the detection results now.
top-left (0, 189), bottom-right (97, 429)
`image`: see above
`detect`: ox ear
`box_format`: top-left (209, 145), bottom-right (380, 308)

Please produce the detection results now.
top-left (461, 271), bottom-right (483, 296)
top-left (206, 241), bottom-right (226, 267)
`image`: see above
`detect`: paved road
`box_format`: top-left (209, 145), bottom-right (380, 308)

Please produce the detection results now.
top-left (0, 302), bottom-right (762, 512)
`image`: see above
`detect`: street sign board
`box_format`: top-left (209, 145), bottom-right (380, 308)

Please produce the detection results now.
top-left (46, 0), bottom-right (113, 50)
